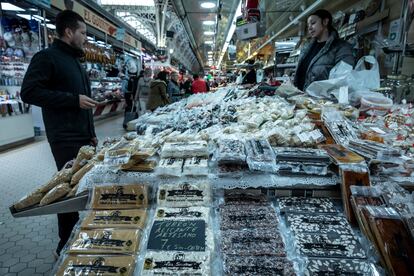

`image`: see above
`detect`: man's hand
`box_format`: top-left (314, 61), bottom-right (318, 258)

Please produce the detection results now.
top-left (90, 137), bottom-right (98, 147)
top-left (79, 95), bottom-right (99, 109)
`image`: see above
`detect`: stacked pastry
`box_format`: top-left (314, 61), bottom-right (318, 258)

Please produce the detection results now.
top-left (215, 139), bottom-right (249, 176)
top-left (350, 185), bottom-right (414, 275)
top-left (278, 197), bottom-right (378, 275)
top-left (142, 182), bottom-right (213, 275)
top-left (157, 141), bottom-right (209, 177)
top-left (13, 145), bottom-right (97, 211)
top-left (54, 184), bottom-right (149, 276)
top-left (219, 192), bottom-right (295, 276)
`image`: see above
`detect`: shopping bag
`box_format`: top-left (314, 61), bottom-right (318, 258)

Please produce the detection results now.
top-left (306, 56), bottom-right (381, 104)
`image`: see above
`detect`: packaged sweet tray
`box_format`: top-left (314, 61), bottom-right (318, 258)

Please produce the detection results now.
top-left (295, 233), bottom-right (366, 259)
top-left (278, 197), bottom-right (338, 214)
top-left (221, 228), bottom-right (286, 256)
top-left (304, 258), bottom-right (378, 276)
top-left (220, 205), bottom-right (278, 230)
top-left (160, 141), bottom-right (209, 158)
top-left (157, 182), bottom-right (212, 207)
top-left (286, 213), bottom-right (353, 235)
top-left (245, 139), bottom-right (277, 172)
top-left (216, 139), bottom-right (247, 165)
top-left (156, 158), bottom-right (184, 177)
top-left (55, 255), bottom-right (136, 276)
top-left (182, 157), bottom-right (209, 176)
top-left (273, 147), bottom-right (331, 163)
top-left (141, 251), bottom-right (211, 275)
top-left (81, 209), bottom-right (147, 230)
top-left (223, 255), bottom-right (296, 276)
top-left (223, 192), bottom-right (270, 206)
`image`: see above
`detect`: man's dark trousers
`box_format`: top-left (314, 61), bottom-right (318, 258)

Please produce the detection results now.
top-left (50, 140), bottom-right (89, 254)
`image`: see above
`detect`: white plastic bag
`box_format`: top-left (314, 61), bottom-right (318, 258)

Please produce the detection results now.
top-left (306, 56), bottom-right (381, 102)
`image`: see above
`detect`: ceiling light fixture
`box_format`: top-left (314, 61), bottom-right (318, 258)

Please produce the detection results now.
top-left (204, 31), bottom-right (215, 36)
top-left (33, 15), bottom-right (50, 22)
top-left (1, 3), bottom-right (24, 11)
top-left (200, 2), bottom-right (216, 9)
top-left (217, 0), bottom-right (242, 68)
top-left (45, 23), bottom-right (56, 29)
top-left (205, 40), bottom-right (214, 45)
top-left (202, 20), bottom-right (215, 26)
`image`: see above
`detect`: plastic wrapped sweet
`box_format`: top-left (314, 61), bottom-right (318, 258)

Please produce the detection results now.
top-left (154, 206), bottom-right (211, 221)
top-left (81, 209), bottom-right (147, 230)
top-left (220, 205), bottom-right (278, 230)
top-left (71, 161), bottom-right (96, 186)
top-left (55, 255), bottom-right (136, 276)
top-left (72, 146), bottom-right (96, 174)
top-left (38, 169), bottom-right (72, 193)
top-left (304, 259), bottom-right (379, 276)
top-left (67, 184), bottom-right (79, 198)
top-left (278, 197), bottom-right (338, 214)
top-left (286, 214), bottom-right (353, 235)
top-left (223, 255), bottom-right (296, 276)
top-left (215, 139), bottom-right (246, 165)
top-left (142, 251), bottom-right (210, 275)
top-left (39, 183), bottom-right (71, 206)
top-left (160, 141), bottom-right (208, 158)
top-left (221, 228), bottom-right (286, 256)
top-left (156, 158), bottom-right (184, 177)
top-left (295, 233), bottom-right (366, 259)
top-left (245, 139), bottom-right (277, 172)
top-left (13, 191), bottom-right (44, 210)
top-left (182, 157), bottom-right (209, 176)
top-left (224, 192), bottom-right (269, 206)
top-left (104, 140), bottom-right (133, 167)
top-left (89, 184), bottom-right (149, 210)
top-left (121, 160), bottom-right (157, 172)
top-left (67, 229), bottom-right (141, 255)
top-left (157, 182), bottom-right (211, 207)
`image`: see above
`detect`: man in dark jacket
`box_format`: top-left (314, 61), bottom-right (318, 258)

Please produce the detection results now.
top-left (21, 10), bottom-right (98, 257)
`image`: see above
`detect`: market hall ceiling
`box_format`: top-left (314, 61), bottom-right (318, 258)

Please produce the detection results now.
top-left (101, 0), bottom-right (200, 72)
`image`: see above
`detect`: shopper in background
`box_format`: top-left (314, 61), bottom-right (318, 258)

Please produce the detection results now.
top-left (294, 9), bottom-right (355, 91)
top-left (181, 75), bottom-right (193, 96)
top-left (147, 70), bottom-right (170, 111)
top-left (191, 74), bottom-right (209, 94)
top-left (20, 10), bottom-right (97, 258)
top-left (135, 67), bottom-right (152, 114)
top-left (242, 60), bottom-right (257, 85)
top-left (167, 71), bottom-right (181, 102)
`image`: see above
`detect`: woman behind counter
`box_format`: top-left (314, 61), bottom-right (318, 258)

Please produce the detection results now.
top-left (294, 9), bottom-right (355, 91)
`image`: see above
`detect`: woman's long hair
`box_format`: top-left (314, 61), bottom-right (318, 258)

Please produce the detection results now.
top-left (310, 9), bottom-right (338, 36)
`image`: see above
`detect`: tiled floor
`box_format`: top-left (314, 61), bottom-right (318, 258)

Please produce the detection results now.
top-left (0, 115), bottom-right (125, 275)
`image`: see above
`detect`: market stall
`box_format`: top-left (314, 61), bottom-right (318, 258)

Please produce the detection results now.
top-left (9, 80), bottom-right (414, 275)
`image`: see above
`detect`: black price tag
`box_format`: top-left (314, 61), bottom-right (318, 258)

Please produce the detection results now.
top-left (147, 220), bottom-right (206, 252)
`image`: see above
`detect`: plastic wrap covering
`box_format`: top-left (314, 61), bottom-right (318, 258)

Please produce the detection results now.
top-left (245, 139), bottom-right (277, 172)
top-left (141, 251), bottom-right (211, 275)
top-left (157, 182), bottom-right (212, 207)
top-left (160, 141), bottom-right (209, 158)
top-left (294, 233), bottom-right (367, 259)
top-left (285, 213), bottom-right (353, 235)
top-left (323, 109), bottom-right (358, 146)
top-left (72, 146), bottom-right (96, 174)
top-left (221, 228), bottom-right (286, 256)
top-left (154, 206), bottom-right (211, 222)
top-left (39, 183), bottom-right (71, 206)
top-left (54, 255), bottom-right (136, 276)
top-left (156, 158), bottom-right (184, 177)
top-left (304, 259), bottom-right (380, 276)
top-left (274, 147), bottom-right (331, 176)
top-left (215, 139), bottom-right (247, 165)
top-left (220, 205), bottom-right (278, 230)
top-left (223, 255), bottom-right (296, 276)
top-left (347, 139), bottom-right (402, 162)
top-left (365, 206), bottom-right (414, 275)
top-left (278, 197), bottom-right (338, 214)
top-left (66, 228), bottom-right (141, 255)
top-left (80, 209), bottom-right (147, 230)
top-left (183, 157), bottom-right (209, 176)
top-left (89, 184), bottom-right (149, 210)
